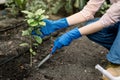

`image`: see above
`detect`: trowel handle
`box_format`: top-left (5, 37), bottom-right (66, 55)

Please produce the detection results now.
top-left (50, 46), bottom-right (57, 54)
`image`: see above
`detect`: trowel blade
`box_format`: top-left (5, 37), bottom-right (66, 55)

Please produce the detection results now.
top-left (38, 53), bottom-right (52, 68)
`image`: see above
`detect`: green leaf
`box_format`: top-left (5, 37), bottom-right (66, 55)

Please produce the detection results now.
top-left (35, 9), bottom-right (45, 15)
top-left (38, 15), bottom-right (48, 21)
top-left (35, 29), bottom-right (42, 35)
top-left (30, 48), bottom-right (33, 53)
top-left (34, 36), bottom-right (42, 44)
top-left (28, 13), bottom-right (34, 18)
top-left (33, 43), bottom-right (39, 46)
top-left (21, 0), bottom-right (24, 3)
top-left (22, 30), bottom-right (30, 36)
top-left (29, 48), bottom-right (36, 55)
top-left (19, 43), bottom-right (29, 47)
top-left (29, 21), bottom-right (38, 27)
top-left (27, 19), bottom-right (34, 24)
top-left (32, 51), bottom-right (36, 55)
top-left (28, 27), bottom-right (33, 33)
top-left (39, 21), bottom-right (46, 26)
top-left (22, 10), bottom-right (32, 14)
top-left (27, 19), bottom-right (38, 27)
top-left (74, 0), bottom-right (80, 8)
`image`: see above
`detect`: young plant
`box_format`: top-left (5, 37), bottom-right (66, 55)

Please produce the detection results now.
top-left (21, 9), bottom-right (48, 66)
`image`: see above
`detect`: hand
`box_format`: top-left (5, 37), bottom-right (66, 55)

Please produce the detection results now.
top-left (51, 27), bottom-right (82, 54)
top-left (32, 18), bottom-right (69, 38)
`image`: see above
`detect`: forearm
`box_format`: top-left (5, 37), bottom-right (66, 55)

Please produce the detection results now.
top-left (79, 21), bottom-right (104, 35)
top-left (66, 0), bottom-right (105, 26)
top-left (66, 12), bottom-right (86, 26)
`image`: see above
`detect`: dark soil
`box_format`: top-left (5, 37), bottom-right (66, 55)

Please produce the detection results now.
top-left (0, 15), bottom-right (109, 80)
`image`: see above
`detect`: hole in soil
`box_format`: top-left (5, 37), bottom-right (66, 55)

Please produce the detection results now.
top-left (44, 75), bottom-right (53, 80)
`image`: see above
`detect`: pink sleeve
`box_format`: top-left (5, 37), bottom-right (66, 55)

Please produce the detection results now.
top-left (99, 1), bottom-right (120, 26)
top-left (80, 0), bottom-right (105, 20)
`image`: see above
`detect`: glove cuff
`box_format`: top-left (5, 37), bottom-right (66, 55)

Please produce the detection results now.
top-left (62, 27), bottom-right (82, 46)
top-left (54, 18), bottom-right (69, 29)
top-left (68, 27), bottom-right (82, 39)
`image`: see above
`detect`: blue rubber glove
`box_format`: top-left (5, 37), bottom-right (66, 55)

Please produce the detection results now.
top-left (32, 18), bottom-right (69, 37)
top-left (51, 27), bottom-right (82, 54)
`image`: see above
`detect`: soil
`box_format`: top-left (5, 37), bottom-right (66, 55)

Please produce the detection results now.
top-left (0, 15), bottom-right (109, 80)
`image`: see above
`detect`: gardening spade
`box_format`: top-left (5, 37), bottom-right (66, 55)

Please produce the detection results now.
top-left (37, 53), bottom-right (52, 67)
top-left (37, 47), bottom-right (56, 68)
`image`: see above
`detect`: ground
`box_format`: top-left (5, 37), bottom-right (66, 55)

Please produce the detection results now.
top-left (0, 15), bottom-right (109, 80)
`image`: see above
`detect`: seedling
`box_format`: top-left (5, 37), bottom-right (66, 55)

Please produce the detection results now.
top-left (21, 9), bottom-right (48, 66)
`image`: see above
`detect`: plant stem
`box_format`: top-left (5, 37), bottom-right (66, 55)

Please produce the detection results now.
top-left (30, 53), bottom-right (32, 67)
top-left (30, 35), bottom-right (33, 67)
